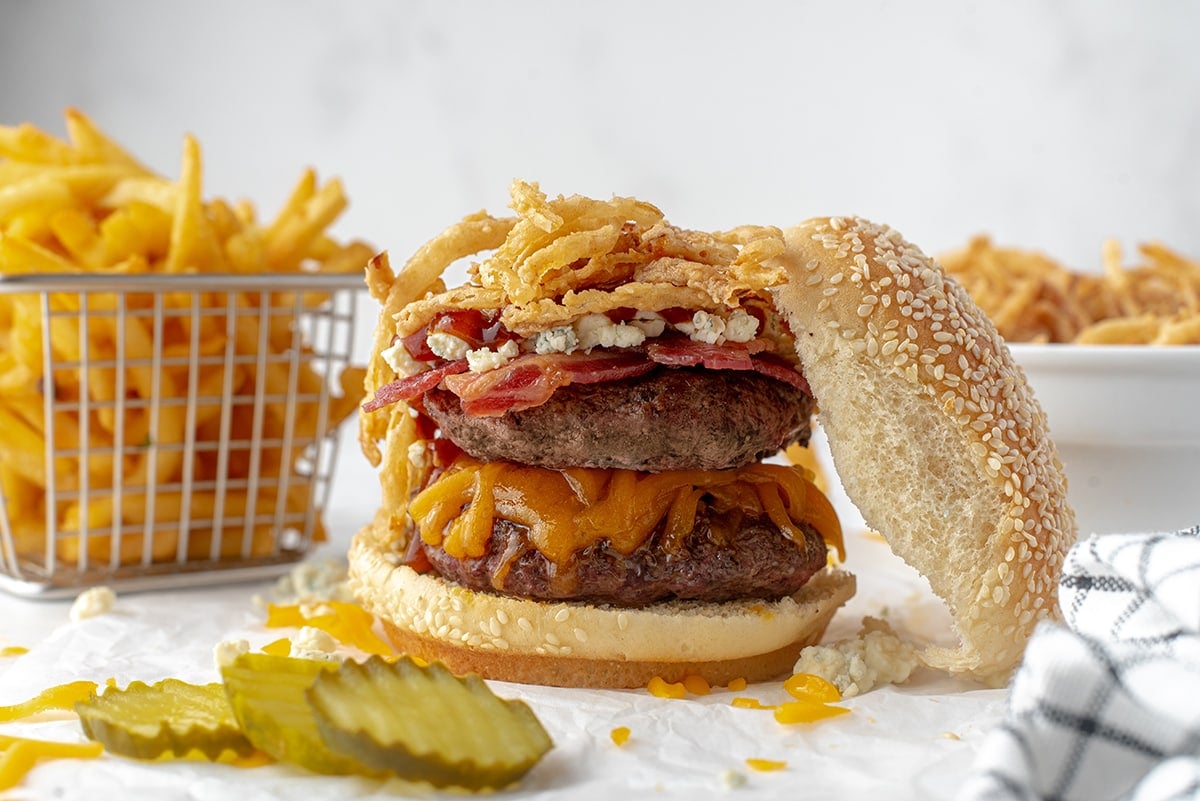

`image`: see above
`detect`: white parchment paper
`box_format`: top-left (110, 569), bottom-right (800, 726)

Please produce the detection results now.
top-left (0, 525), bottom-right (1005, 801)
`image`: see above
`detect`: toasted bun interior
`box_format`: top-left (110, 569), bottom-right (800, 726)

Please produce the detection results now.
top-left (769, 217), bottom-right (1077, 686)
top-left (349, 520), bottom-right (855, 688)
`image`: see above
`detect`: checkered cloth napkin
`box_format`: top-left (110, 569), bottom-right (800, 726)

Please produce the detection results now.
top-left (959, 526), bottom-right (1200, 801)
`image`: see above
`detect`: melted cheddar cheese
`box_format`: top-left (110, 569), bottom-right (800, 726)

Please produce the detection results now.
top-left (408, 456), bottom-right (843, 567)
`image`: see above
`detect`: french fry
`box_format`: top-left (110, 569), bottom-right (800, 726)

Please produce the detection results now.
top-left (0, 111), bottom-right (370, 573)
top-left (0, 122), bottom-right (76, 164)
top-left (63, 107), bottom-right (149, 172)
top-left (164, 135), bottom-right (225, 273)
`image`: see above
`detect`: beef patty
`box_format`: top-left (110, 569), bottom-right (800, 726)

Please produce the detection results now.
top-left (423, 367), bottom-right (813, 472)
top-left (413, 508), bottom-right (830, 607)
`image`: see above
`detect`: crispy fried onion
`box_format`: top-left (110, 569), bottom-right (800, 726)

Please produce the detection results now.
top-left (391, 180), bottom-right (786, 338)
top-left (940, 235), bottom-right (1200, 344)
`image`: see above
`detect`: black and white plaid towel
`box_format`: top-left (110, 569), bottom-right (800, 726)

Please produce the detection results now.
top-left (959, 526), bottom-right (1200, 801)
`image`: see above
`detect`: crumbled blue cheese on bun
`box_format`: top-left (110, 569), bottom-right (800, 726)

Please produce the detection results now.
top-left (426, 331), bottom-right (471, 361)
top-left (676, 310), bottom-right (726, 344)
top-left (575, 313), bottom-right (646, 350)
top-left (534, 325), bottom-right (579, 355)
top-left (381, 339), bottom-right (422, 377)
top-left (723, 309), bottom-right (760, 343)
top-left (466, 339), bottom-right (520, 372)
top-left (629, 310), bottom-right (667, 338)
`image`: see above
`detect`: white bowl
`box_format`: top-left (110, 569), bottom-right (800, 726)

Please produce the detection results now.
top-left (1008, 343), bottom-right (1200, 536)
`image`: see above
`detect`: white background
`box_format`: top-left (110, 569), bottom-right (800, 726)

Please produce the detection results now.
top-left (3, 0), bottom-right (1199, 533)
top-left (2, 6), bottom-right (1198, 797)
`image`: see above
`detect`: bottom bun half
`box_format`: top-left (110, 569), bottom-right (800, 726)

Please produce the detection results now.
top-left (348, 522), bottom-right (856, 688)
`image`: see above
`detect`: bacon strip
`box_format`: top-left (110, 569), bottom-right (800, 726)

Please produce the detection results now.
top-left (747, 353), bottom-right (811, 394)
top-left (363, 360), bottom-right (469, 412)
top-left (645, 339), bottom-right (765, 370)
top-left (445, 351), bottom-right (655, 417)
top-left (365, 338), bottom-right (808, 417)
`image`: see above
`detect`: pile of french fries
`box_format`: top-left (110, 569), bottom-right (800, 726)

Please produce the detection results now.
top-left (0, 109), bottom-right (372, 572)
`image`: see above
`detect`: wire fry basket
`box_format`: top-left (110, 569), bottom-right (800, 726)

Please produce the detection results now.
top-left (0, 272), bottom-right (365, 598)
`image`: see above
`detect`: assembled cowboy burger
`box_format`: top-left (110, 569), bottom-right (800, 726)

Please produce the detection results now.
top-left (351, 181), bottom-right (1075, 689)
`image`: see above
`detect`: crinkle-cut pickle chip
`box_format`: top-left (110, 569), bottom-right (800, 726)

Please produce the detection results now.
top-left (75, 679), bottom-right (254, 761)
top-left (306, 656), bottom-right (553, 790)
top-left (220, 652), bottom-right (362, 776)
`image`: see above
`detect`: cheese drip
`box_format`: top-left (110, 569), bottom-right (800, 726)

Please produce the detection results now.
top-left (408, 456), bottom-right (844, 567)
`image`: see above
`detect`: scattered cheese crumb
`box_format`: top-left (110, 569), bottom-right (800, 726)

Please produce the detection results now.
top-left (792, 617), bottom-right (918, 698)
top-left (289, 626), bottom-right (339, 661)
top-left (69, 586), bottom-right (116, 622)
top-left (745, 758), bottom-right (787, 772)
top-left (298, 601), bottom-right (335, 619)
top-left (213, 639), bottom-right (250, 669)
top-left (407, 441), bottom-right (428, 471)
top-left (268, 560), bottom-right (353, 605)
top-left (718, 768), bottom-right (748, 790)
top-left (610, 726), bottom-right (631, 746)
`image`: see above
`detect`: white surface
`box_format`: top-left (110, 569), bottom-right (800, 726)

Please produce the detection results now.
top-left (0, 505), bottom-right (1005, 801)
top-left (1009, 344), bottom-right (1200, 536)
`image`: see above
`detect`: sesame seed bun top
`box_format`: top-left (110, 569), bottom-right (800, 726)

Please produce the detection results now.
top-left (769, 216), bottom-right (1077, 686)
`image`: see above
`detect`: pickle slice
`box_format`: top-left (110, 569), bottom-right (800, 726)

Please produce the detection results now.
top-left (307, 656), bottom-right (553, 790)
top-left (220, 652), bottom-right (360, 775)
top-left (75, 679), bottom-right (253, 761)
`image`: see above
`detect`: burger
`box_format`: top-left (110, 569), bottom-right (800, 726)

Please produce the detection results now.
top-left (350, 181), bottom-right (1075, 689)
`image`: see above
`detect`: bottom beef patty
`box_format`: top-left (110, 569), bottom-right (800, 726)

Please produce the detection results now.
top-left (414, 507), bottom-right (830, 607)
top-left (423, 367), bottom-right (814, 472)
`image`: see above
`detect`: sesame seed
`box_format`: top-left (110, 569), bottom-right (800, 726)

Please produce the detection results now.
top-left (554, 608), bottom-right (570, 623)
